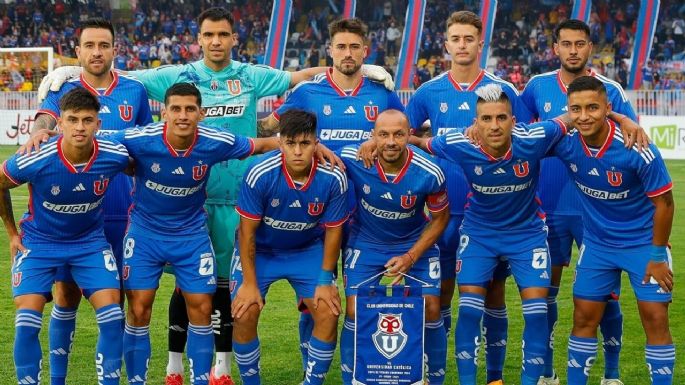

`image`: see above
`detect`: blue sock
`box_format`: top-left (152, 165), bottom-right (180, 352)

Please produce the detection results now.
top-left (123, 323), bottom-right (151, 384)
top-left (49, 305), bottom-right (77, 385)
top-left (567, 335), bottom-right (597, 385)
top-left (304, 336), bottom-right (336, 385)
top-left (14, 309), bottom-right (43, 385)
top-left (234, 337), bottom-right (261, 385)
top-left (543, 286), bottom-right (559, 378)
top-left (299, 311), bottom-right (314, 372)
top-left (95, 304), bottom-right (124, 385)
top-left (599, 300), bottom-right (623, 379)
top-left (483, 306), bottom-right (508, 383)
top-left (340, 317), bottom-right (355, 385)
top-left (645, 344), bottom-right (675, 385)
top-left (455, 293), bottom-right (484, 385)
top-left (521, 299), bottom-right (548, 385)
top-left (440, 305), bottom-right (452, 336)
top-left (187, 323), bottom-right (214, 385)
top-left (425, 318), bottom-right (447, 385)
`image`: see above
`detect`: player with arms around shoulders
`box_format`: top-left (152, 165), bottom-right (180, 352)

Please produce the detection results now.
top-left (1, 88), bottom-right (131, 385)
top-left (339, 110), bottom-right (450, 385)
top-left (230, 109), bottom-right (349, 385)
top-left (552, 76), bottom-right (675, 385)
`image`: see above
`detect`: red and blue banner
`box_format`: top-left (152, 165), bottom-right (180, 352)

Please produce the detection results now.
top-left (395, 0), bottom-right (427, 90)
top-left (263, 0), bottom-right (293, 69)
top-left (628, 0), bottom-right (660, 89)
top-left (570, 0), bottom-right (592, 24)
top-left (479, 0), bottom-right (498, 69)
top-left (342, 0), bottom-right (356, 19)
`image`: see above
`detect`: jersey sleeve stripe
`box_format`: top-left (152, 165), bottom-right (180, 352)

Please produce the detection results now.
top-left (340, 149), bottom-right (358, 160)
top-left (426, 138), bottom-right (436, 155)
top-left (552, 118), bottom-right (568, 135)
top-left (317, 167), bottom-right (348, 194)
top-left (2, 161), bottom-right (21, 186)
top-left (37, 109), bottom-right (59, 121)
top-left (17, 147), bottom-right (58, 169)
top-left (646, 182), bottom-right (673, 197)
top-left (324, 214), bottom-right (349, 228)
top-left (245, 156), bottom-right (281, 187)
top-left (235, 206), bottom-right (262, 221)
top-left (412, 155), bottom-right (446, 185)
top-left (198, 131), bottom-right (236, 145)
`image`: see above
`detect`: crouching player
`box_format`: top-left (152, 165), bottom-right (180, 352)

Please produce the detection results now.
top-left (231, 109), bottom-right (349, 385)
top-left (339, 110), bottom-right (450, 385)
top-left (555, 76), bottom-right (675, 385)
top-left (1, 88), bottom-right (129, 385)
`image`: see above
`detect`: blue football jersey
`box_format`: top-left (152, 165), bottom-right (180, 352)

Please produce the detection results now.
top-left (427, 120), bottom-right (566, 233)
top-left (38, 71), bottom-right (154, 221)
top-left (552, 120), bottom-right (672, 248)
top-left (236, 151), bottom-right (349, 251)
top-left (340, 145), bottom-right (448, 248)
top-left (275, 69), bottom-right (405, 151)
top-left (2, 136), bottom-right (129, 243)
top-left (109, 122), bottom-right (254, 237)
top-left (405, 70), bottom-right (533, 216)
top-left (521, 69), bottom-right (637, 215)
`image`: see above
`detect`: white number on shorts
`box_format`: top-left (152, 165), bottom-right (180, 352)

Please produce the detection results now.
top-left (577, 244), bottom-right (585, 266)
top-left (345, 248), bottom-right (361, 270)
top-left (458, 235), bottom-right (470, 254)
top-left (124, 238), bottom-right (135, 259)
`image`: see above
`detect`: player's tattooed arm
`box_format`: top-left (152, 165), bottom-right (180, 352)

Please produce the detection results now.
top-left (32, 113), bottom-right (58, 134)
top-left (0, 172), bottom-right (24, 259)
top-left (231, 217), bottom-right (264, 319)
top-left (644, 191), bottom-right (675, 292)
top-left (256, 114), bottom-right (280, 138)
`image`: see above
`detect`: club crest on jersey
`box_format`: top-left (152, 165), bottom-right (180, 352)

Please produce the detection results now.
top-left (364, 105), bottom-right (379, 122)
top-left (192, 164), bottom-right (208, 180)
top-left (119, 105), bottom-right (133, 122)
top-left (372, 313), bottom-right (408, 359)
top-left (210, 80), bottom-right (219, 91)
top-left (226, 79), bottom-right (241, 95)
top-left (323, 105), bottom-right (332, 116)
top-left (544, 102), bottom-right (551, 113)
top-left (474, 166), bottom-right (483, 175)
top-left (271, 199), bottom-right (280, 207)
top-left (607, 170), bottom-right (623, 187)
top-left (51, 185), bottom-right (60, 196)
top-left (12, 272), bottom-right (21, 287)
top-left (513, 161), bottom-right (529, 177)
top-left (93, 178), bottom-right (109, 196)
top-left (363, 184), bottom-right (371, 194)
top-left (151, 163), bottom-right (161, 173)
top-left (400, 193), bottom-right (416, 209)
top-left (308, 201), bottom-right (325, 216)
top-left (440, 102), bottom-right (448, 113)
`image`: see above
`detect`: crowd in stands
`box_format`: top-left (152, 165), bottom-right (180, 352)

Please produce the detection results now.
top-left (0, 0), bottom-right (684, 92)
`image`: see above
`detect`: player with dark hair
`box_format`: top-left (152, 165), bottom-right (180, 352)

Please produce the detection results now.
top-left (231, 109), bottom-right (348, 385)
top-left (2, 88), bottom-right (130, 385)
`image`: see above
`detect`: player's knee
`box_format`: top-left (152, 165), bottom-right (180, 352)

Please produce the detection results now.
top-left (127, 300), bottom-right (153, 326)
top-left (640, 307), bottom-right (670, 338)
top-left (233, 304), bottom-right (260, 327)
top-left (440, 280), bottom-right (455, 303)
top-left (485, 281), bottom-right (506, 307)
top-left (345, 296), bottom-right (356, 319)
top-left (424, 296), bottom-right (441, 321)
top-left (572, 307), bottom-right (601, 332)
top-left (54, 282), bottom-right (82, 308)
top-left (311, 304), bottom-right (339, 329)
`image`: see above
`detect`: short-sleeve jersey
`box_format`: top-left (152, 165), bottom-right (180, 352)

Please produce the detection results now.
top-left (2, 136), bottom-right (129, 243)
top-left (427, 120), bottom-right (566, 233)
top-left (552, 120), bottom-right (672, 248)
top-left (131, 59), bottom-right (291, 205)
top-left (274, 69), bottom-right (405, 151)
top-left (521, 69), bottom-right (637, 215)
top-left (109, 122), bottom-right (254, 237)
top-left (38, 71), bottom-right (153, 221)
top-left (405, 70), bottom-right (533, 216)
top-left (340, 145), bottom-right (448, 248)
top-left (236, 151), bottom-right (349, 252)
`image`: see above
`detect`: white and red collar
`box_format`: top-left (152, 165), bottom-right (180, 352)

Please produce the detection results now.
top-left (282, 153), bottom-right (316, 191)
top-left (557, 68), bottom-right (596, 93)
top-left (326, 67), bottom-right (364, 97)
top-left (79, 70), bottom-right (119, 96)
top-left (448, 69), bottom-right (485, 91)
top-left (579, 119), bottom-right (615, 158)
top-left (163, 122), bottom-right (198, 157)
top-left (57, 136), bottom-right (98, 173)
top-left (478, 144), bottom-right (512, 162)
top-left (375, 147), bottom-right (412, 183)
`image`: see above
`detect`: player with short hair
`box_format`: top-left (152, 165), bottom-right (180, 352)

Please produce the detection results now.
top-left (553, 76), bottom-right (675, 385)
top-left (2, 88), bottom-right (130, 385)
top-left (339, 109), bottom-right (450, 385)
top-left (520, 19), bottom-right (636, 385)
top-left (230, 109), bottom-right (348, 385)
top-left (32, 18), bottom-right (154, 385)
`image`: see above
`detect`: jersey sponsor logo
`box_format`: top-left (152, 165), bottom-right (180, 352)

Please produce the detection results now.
top-left (323, 105), bottom-right (332, 115)
top-left (93, 178), bottom-right (109, 196)
top-left (440, 102), bottom-right (448, 113)
top-left (307, 201), bottom-right (324, 216)
top-left (372, 313), bottom-right (408, 359)
top-left (262, 216), bottom-right (318, 231)
top-left (319, 129), bottom-right (370, 141)
top-left (513, 161), bottom-right (530, 177)
top-left (606, 170), bottom-right (623, 187)
top-left (471, 180), bottom-right (533, 194)
top-left (51, 185), bottom-right (61, 196)
top-left (144, 180), bottom-right (205, 197)
top-left (361, 198), bottom-right (415, 220)
top-left (12, 272), bottom-right (21, 287)
top-left (364, 105), bottom-right (379, 121)
top-left (400, 193), bottom-right (416, 209)
top-left (204, 105), bottom-right (246, 117)
top-left (42, 197), bottom-right (105, 214)
top-left (226, 79), bottom-right (241, 95)
top-left (119, 105), bottom-right (133, 122)
top-left (575, 181), bottom-right (629, 200)
top-left (192, 164), bottom-right (208, 181)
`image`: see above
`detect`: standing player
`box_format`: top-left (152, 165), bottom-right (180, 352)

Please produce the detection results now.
top-left (553, 76), bottom-right (674, 385)
top-left (520, 20), bottom-right (636, 385)
top-left (2, 89), bottom-right (130, 385)
top-left (339, 110), bottom-right (450, 385)
top-left (230, 109), bottom-right (348, 385)
top-left (404, 11), bottom-right (532, 384)
top-left (32, 18), bottom-right (153, 385)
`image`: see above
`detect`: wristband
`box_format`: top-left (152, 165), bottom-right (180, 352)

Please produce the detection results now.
top-left (650, 245), bottom-right (668, 262)
top-left (405, 251), bottom-right (416, 265)
top-left (317, 269), bottom-right (335, 286)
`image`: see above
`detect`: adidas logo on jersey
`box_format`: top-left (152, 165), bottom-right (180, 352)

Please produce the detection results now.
top-left (289, 200), bottom-right (302, 208)
top-left (588, 168), bottom-right (600, 176)
top-left (172, 167), bottom-right (185, 175)
top-left (344, 106), bottom-right (357, 114)
top-left (72, 183), bottom-right (86, 192)
top-left (381, 192), bottom-right (393, 200)
top-left (458, 102), bottom-right (470, 110)
top-left (493, 168), bottom-right (506, 175)
top-left (99, 106), bottom-right (111, 113)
